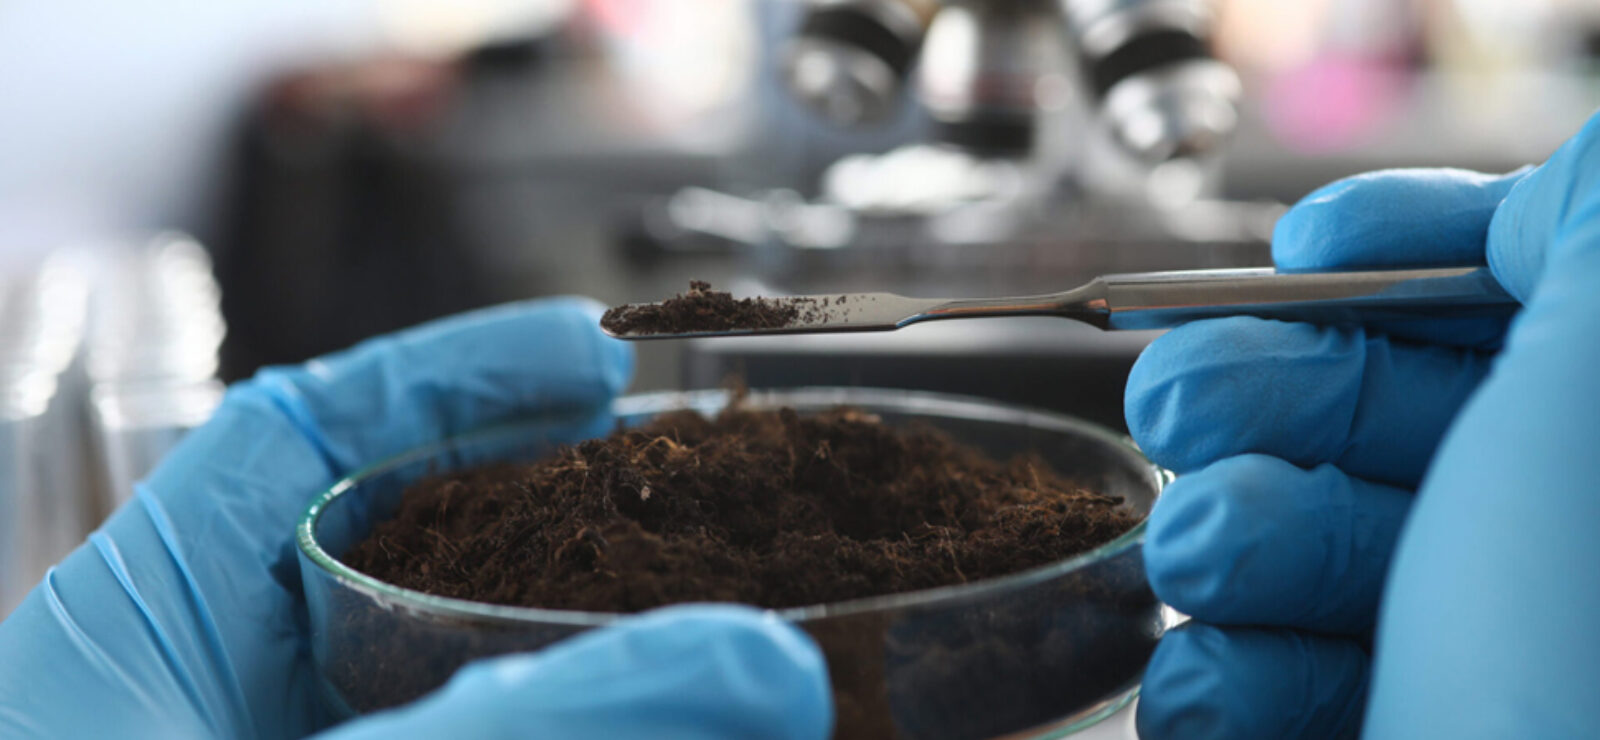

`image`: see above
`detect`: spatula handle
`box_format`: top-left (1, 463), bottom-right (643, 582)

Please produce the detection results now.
top-left (1094, 266), bottom-right (1517, 330)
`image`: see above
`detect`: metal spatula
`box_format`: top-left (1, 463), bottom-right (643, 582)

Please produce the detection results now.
top-left (601, 266), bottom-right (1517, 340)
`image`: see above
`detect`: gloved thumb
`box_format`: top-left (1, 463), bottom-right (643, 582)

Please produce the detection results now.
top-left (312, 605), bottom-right (834, 740)
top-left (1489, 111), bottom-right (1600, 300)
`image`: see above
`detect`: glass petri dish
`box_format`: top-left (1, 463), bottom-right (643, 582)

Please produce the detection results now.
top-left (297, 388), bottom-right (1169, 740)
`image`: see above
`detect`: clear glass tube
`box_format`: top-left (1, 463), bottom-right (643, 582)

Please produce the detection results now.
top-left (298, 388), bottom-right (1168, 739)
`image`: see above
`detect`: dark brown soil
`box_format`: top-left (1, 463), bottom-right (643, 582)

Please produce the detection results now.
top-left (599, 280), bottom-right (817, 335)
top-left (343, 401), bottom-right (1140, 612)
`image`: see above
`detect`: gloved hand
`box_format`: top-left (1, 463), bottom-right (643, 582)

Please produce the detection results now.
top-left (0, 298), bottom-right (832, 740)
top-left (1127, 110), bottom-right (1600, 738)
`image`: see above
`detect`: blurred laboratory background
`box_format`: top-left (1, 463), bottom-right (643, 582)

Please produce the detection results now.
top-left (4, 0), bottom-right (1600, 623)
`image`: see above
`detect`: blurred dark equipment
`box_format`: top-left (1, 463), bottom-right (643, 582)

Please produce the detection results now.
top-left (210, 56), bottom-right (495, 381)
top-left (631, 0), bottom-right (1264, 287)
top-left (783, 0), bottom-right (1240, 163)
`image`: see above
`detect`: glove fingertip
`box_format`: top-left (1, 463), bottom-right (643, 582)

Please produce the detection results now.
top-left (1487, 112), bottom-right (1600, 301)
top-left (1138, 625), bottom-right (1369, 740)
top-left (550, 295), bottom-right (636, 397)
top-left (1125, 321), bottom-right (1223, 473)
top-left (1144, 454), bottom-right (1407, 633)
top-left (1143, 472), bottom-right (1229, 615)
top-left (1270, 176), bottom-right (1360, 269)
top-left (480, 295), bottom-right (635, 398)
top-left (1143, 455), bottom-right (1293, 619)
top-left (538, 605), bottom-right (833, 739)
top-left (1271, 168), bottom-right (1528, 271)
top-left (622, 605), bottom-right (834, 728)
top-left (1126, 318), bottom-right (1338, 473)
top-left (1137, 625), bottom-right (1233, 740)
top-left (326, 606), bottom-right (832, 740)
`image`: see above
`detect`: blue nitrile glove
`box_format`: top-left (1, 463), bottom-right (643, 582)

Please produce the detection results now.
top-left (1127, 110), bottom-right (1600, 739)
top-left (0, 298), bottom-right (832, 740)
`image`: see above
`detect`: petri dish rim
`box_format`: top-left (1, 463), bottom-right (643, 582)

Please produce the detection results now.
top-left (296, 387), bottom-right (1168, 628)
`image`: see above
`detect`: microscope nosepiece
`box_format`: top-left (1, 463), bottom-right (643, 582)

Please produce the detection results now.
top-left (783, 0), bottom-right (935, 126)
top-left (1103, 58), bottom-right (1240, 162)
top-left (1065, 0), bottom-right (1241, 162)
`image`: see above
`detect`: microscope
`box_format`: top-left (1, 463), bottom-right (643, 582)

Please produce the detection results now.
top-left (668, 1), bottom-right (1270, 432)
top-left (783, 0), bottom-right (1241, 192)
top-left (641, 0), bottom-right (1264, 277)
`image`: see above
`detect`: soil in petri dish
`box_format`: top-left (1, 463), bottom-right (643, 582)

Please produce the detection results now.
top-left (336, 395), bottom-right (1152, 738)
top-left (598, 280), bottom-right (821, 335)
top-left (343, 397), bottom-right (1140, 612)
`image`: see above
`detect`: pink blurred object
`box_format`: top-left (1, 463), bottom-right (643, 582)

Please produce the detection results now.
top-left (267, 57), bottom-right (460, 134)
top-left (1263, 53), bottom-right (1408, 153)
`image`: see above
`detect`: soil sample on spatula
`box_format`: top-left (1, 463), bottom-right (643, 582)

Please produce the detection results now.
top-left (599, 280), bottom-right (823, 335)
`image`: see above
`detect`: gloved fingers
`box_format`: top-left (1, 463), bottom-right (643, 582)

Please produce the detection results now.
top-left (1271, 166), bottom-right (1531, 347)
top-left (1487, 111), bottom-right (1600, 301)
top-left (53, 298), bottom-right (634, 737)
top-left (1274, 167), bottom-right (1529, 271)
top-left (135, 296), bottom-right (630, 570)
top-left (311, 605), bottom-right (833, 740)
top-left (1367, 190), bottom-right (1600, 733)
top-left (1126, 316), bottom-right (1492, 485)
top-left (1143, 454), bottom-right (1410, 634)
top-left (244, 296), bottom-right (632, 477)
top-left (1137, 622), bottom-right (1368, 740)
